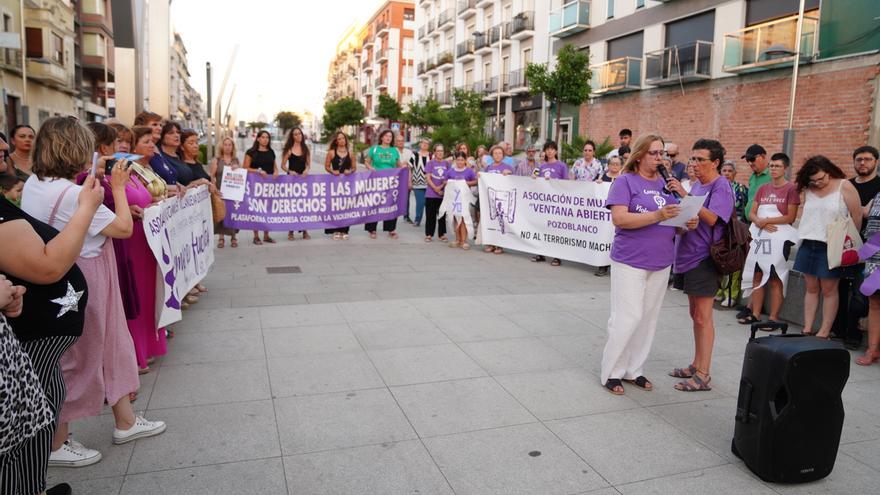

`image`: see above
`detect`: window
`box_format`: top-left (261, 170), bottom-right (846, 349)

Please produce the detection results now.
top-left (3, 14), bottom-right (13, 65)
top-left (52, 32), bottom-right (63, 64)
top-left (25, 27), bottom-right (42, 58)
top-left (607, 31), bottom-right (643, 60)
top-left (83, 33), bottom-right (105, 57)
top-left (522, 48), bottom-right (532, 65)
top-left (636, 0), bottom-right (645, 8)
top-left (404, 8), bottom-right (415, 21)
top-left (607, 0), bottom-right (614, 19)
top-left (82, 0), bottom-right (106, 16)
top-left (746, 0), bottom-right (819, 26)
top-left (464, 68), bottom-right (473, 86)
top-left (665, 10), bottom-right (715, 47)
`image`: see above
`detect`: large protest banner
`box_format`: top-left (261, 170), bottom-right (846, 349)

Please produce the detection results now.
top-left (478, 174), bottom-right (614, 265)
top-left (224, 169), bottom-right (408, 231)
top-left (143, 186), bottom-right (215, 327)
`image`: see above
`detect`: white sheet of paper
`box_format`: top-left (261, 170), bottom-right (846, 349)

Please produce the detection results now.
top-left (659, 194), bottom-right (708, 227)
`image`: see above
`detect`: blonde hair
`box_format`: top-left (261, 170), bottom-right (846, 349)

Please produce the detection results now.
top-left (32, 117), bottom-right (94, 180)
top-left (216, 137), bottom-right (237, 160)
top-left (623, 133), bottom-right (665, 174)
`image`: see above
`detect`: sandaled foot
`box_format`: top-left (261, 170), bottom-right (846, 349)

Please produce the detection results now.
top-left (342, 234), bottom-right (349, 240)
top-left (461, 243), bottom-right (470, 250)
top-left (623, 376), bottom-right (652, 390)
top-left (369, 232), bottom-right (377, 239)
top-left (302, 232), bottom-right (311, 240)
top-left (551, 258), bottom-right (561, 266)
top-left (668, 364), bottom-right (696, 378)
top-left (736, 307), bottom-right (752, 320)
top-left (483, 246), bottom-right (494, 253)
top-left (493, 247), bottom-right (504, 254)
top-left (448, 241), bottom-right (460, 248)
top-left (230, 239), bottom-right (238, 248)
top-left (138, 367), bottom-right (150, 375)
top-left (332, 233), bottom-right (341, 240)
top-left (263, 236), bottom-right (276, 244)
top-left (856, 350), bottom-right (880, 366)
top-left (217, 239), bottom-right (225, 248)
top-left (531, 255), bottom-right (546, 262)
top-left (675, 372), bottom-right (712, 392)
top-left (288, 232), bottom-right (295, 240)
top-left (389, 232), bottom-right (399, 239)
top-left (738, 313), bottom-right (759, 325)
top-left (253, 237), bottom-right (263, 245)
top-left (604, 379), bottom-right (625, 395)
top-left (440, 235), bottom-right (448, 242)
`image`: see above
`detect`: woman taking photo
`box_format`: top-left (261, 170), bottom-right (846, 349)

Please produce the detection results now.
top-left (793, 156), bottom-right (862, 338)
top-left (364, 129), bottom-right (402, 239)
top-left (7, 124), bottom-right (36, 180)
top-left (281, 127), bottom-right (311, 240)
top-left (424, 143), bottom-right (449, 243)
top-left (243, 130), bottom-right (279, 244)
top-left (20, 117), bottom-right (165, 467)
top-left (324, 131), bottom-right (355, 240)
top-left (600, 134), bottom-right (681, 395)
top-left (666, 139), bottom-right (734, 392)
top-left (210, 136), bottom-right (240, 248)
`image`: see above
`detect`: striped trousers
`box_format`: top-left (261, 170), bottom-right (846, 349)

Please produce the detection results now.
top-left (0, 335), bottom-right (77, 495)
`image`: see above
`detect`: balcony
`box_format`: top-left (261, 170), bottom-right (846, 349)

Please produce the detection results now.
top-left (437, 8), bottom-right (455, 30)
top-left (429, 18), bottom-right (441, 38)
top-left (418, 24), bottom-right (428, 40)
top-left (362, 84), bottom-right (372, 95)
top-left (0, 49), bottom-right (22, 73)
top-left (376, 19), bottom-right (390, 37)
top-left (436, 51), bottom-right (454, 69)
top-left (475, 80), bottom-right (491, 94)
top-left (456, 39), bottom-right (475, 61)
top-left (476, 0), bottom-right (492, 8)
top-left (645, 41), bottom-right (712, 86)
top-left (550, 1), bottom-right (591, 38)
top-left (590, 57), bottom-right (641, 95)
top-left (458, 0), bottom-right (476, 18)
top-left (508, 68), bottom-right (529, 92)
top-left (488, 23), bottom-right (509, 45)
top-left (474, 32), bottom-right (491, 54)
top-left (437, 89), bottom-right (452, 106)
top-left (27, 59), bottom-right (72, 89)
top-left (417, 61), bottom-right (429, 78)
top-left (361, 57), bottom-right (372, 69)
top-left (510, 12), bottom-right (535, 40)
top-left (426, 57), bottom-right (439, 74)
top-left (376, 48), bottom-right (388, 63)
top-left (363, 36), bottom-right (374, 49)
top-left (375, 76), bottom-right (388, 90)
top-left (722, 14), bottom-right (818, 73)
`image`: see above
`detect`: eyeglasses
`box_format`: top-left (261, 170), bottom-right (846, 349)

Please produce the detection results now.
top-left (667, 153), bottom-right (677, 158)
top-left (855, 157), bottom-right (876, 163)
top-left (645, 150), bottom-right (664, 157)
top-left (809, 173), bottom-right (829, 186)
top-left (688, 156), bottom-right (713, 163)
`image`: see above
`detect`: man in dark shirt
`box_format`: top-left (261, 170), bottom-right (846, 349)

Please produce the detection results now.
top-left (834, 145), bottom-right (880, 349)
top-left (664, 143), bottom-right (687, 180)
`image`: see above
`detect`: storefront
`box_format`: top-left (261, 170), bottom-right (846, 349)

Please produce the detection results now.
top-left (512, 93), bottom-right (543, 151)
top-left (482, 98), bottom-right (507, 142)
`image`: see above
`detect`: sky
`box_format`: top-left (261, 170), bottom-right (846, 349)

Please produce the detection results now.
top-left (170, 0), bottom-right (381, 125)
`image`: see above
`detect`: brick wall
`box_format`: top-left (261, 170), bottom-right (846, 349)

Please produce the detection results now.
top-left (579, 56), bottom-right (880, 183)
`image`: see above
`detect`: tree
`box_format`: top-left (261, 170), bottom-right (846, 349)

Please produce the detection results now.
top-left (322, 97), bottom-right (365, 140)
top-left (429, 89), bottom-right (491, 152)
top-left (525, 44), bottom-right (591, 160)
top-left (376, 93), bottom-right (402, 127)
top-left (246, 121), bottom-right (269, 132)
top-left (275, 111), bottom-right (302, 135)
top-left (402, 97), bottom-right (444, 134)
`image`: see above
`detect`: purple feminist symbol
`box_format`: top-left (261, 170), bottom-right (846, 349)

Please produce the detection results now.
top-left (162, 229), bottom-right (181, 310)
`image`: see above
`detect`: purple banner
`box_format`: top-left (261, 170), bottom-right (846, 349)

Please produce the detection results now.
top-left (224, 169), bottom-right (408, 231)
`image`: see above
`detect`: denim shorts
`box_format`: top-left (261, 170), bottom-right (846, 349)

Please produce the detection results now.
top-left (793, 239), bottom-right (848, 279)
top-left (673, 257), bottom-right (720, 297)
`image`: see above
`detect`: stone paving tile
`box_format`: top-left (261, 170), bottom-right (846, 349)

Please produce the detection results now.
top-left (283, 441), bottom-right (453, 495)
top-left (259, 303), bottom-right (347, 328)
top-left (149, 360), bottom-right (271, 409)
top-left (162, 330), bottom-right (265, 365)
top-left (47, 413), bottom-right (135, 484)
top-left (368, 344), bottom-right (488, 386)
top-left (267, 351), bottom-right (384, 397)
top-left (66, 477), bottom-right (124, 495)
top-left (767, 452), bottom-right (880, 494)
top-left (423, 423), bottom-right (609, 495)
top-left (432, 314), bottom-right (532, 342)
top-left (262, 323), bottom-right (362, 358)
top-left (349, 317), bottom-right (452, 350)
top-left (171, 307), bottom-right (261, 333)
top-left (459, 337), bottom-right (574, 375)
top-left (615, 464), bottom-right (777, 495)
top-left (121, 458), bottom-right (288, 495)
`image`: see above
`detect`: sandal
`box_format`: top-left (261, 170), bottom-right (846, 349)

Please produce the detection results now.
top-left (623, 376), bottom-right (652, 390)
top-left (738, 313), bottom-right (759, 325)
top-left (483, 245), bottom-right (494, 253)
top-left (370, 232), bottom-right (377, 239)
top-left (253, 237), bottom-right (263, 245)
top-left (604, 379), bottom-right (625, 395)
top-left (302, 232), bottom-right (311, 240)
top-left (448, 241), bottom-right (460, 248)
top-left (231, 238), bottom-right (238, 248)
top-left (856, 349), bottom-right (880, 366)
top-left (425, 236), bottom-right (433, 243)
top-left (668, 364), bottom-right (697, 378)
top-left (674, 372), bottom-right (712, 392)
top-left (263, 236), bottom-right (276, 244)
top-left (288, 232), bottom-right (295, 240)
top-left (440, 235), bottom-right (448, 242)
top-left (166, 329), bottom-right (175, 339)
top-left (461, 243), bottom-right (470, 250)
top-left (531, 255), bottom-right (546, 262)
top-left (332, 233), bottom-right (341, 240)
top-left (196, 284), bottom-right (207, 293)
top-left (493, 247), bottom-right (504, 254)
top-left (736, 307), bottom-right (752, 320)
top-left (138, 367), bottom-right (151, 375)
top-left (389, 232), bottom-right (398, 239)
top-left (551, 258), bottom-right (561, 266)
top-left (217, 238), bottom-right (225, 249)
top-left (342, 234), bottom-right (349, 240)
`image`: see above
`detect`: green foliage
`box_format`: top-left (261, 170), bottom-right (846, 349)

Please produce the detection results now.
top-left (246, 121), bottom-right (269, 131)
top-left (402, 97), bottom-right (444, 131)
top-left (561, 135), bottom-right (615, 166)
top-left (526, 44), bottom-right (591, 161)
top-left (198, 144), bottom-right (207, 164)
top-left (376, 93), bottom-right (403, 124)
top-left (427, 89), bottom-right (491, 152)
top-left (274, 111), bottom-right (303, 134)
top-left (322, 97), bottom-right (365, 139)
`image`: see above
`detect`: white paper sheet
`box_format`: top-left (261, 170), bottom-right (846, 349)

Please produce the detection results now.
top-left (658, 194), bottom-right (708, 227)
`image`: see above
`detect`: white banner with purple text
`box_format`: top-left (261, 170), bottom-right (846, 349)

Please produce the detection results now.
top-left (478, 174), bottom-right (613, 265)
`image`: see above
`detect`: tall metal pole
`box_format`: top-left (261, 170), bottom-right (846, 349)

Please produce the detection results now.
top-left (494, 24), bottom-right (502, 142)
top-left (206, 62), bottom-right (213, 162)
top-left (783, 0), bottom-right (806, 161)
top-left (19, 0), bottom-right (28, 124)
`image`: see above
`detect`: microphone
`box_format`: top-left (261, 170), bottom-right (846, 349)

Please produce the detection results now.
top-left (656, 165), bottom-right (681, 199)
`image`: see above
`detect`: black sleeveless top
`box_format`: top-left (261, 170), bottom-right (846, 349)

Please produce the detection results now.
top-left (287, 153), bottom-right (307, 175)
top-left (0, 200), bottom-right (88, 341)
top-left (247, 148), bottom-right (276, 175)
top-left (331, 151), bottom-right (352, 173)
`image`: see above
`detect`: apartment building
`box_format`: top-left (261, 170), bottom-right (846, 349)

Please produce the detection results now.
top-left (415, 0), bottom-right (553, 148)
top-left (358, 0), bottom-right (416, 137)
top-left (555, 0), bottom-right (880, 175)
top-left (74, 0), bottom-right (115, 121)
top-left (0, 0), bottom-right (78, 130)
top-left (170, 31), bottom-right (204, 132)
top-left (326, 23), bottom-right (360, 103)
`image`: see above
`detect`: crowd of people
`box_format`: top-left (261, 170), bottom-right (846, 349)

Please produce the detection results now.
top-left (0, 109), bottom-right (233, 495)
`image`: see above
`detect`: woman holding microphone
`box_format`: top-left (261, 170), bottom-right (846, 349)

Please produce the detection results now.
top-left (600, 134), bottom-right (682, 395)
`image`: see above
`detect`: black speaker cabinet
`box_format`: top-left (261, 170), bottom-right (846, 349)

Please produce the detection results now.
top-left (732, 322), bottom-right (850, 483)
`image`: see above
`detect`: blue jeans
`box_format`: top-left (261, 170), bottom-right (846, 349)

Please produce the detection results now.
top-left (412, 188), bottom-right (426, 224)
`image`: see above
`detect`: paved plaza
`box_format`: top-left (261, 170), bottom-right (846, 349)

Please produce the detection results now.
top-left (45, 222), bottom-right (880, 494)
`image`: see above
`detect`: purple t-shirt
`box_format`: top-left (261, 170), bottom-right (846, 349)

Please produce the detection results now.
top-left (425, 160), bottom-right (449, 199)
top-left (606, 173), bottom-right (678, 271)
top-left (674, 176), bottom-right (735, 274)
top-left (538, 160), bottom-right (568, 180)
top-left (446, 167), bottom-right (477, 182)
top-left (484, 162), bottom-right (514, 175)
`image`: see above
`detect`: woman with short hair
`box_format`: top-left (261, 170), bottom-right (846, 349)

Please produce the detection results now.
top-left (600, 134), bottom-right (681, 395)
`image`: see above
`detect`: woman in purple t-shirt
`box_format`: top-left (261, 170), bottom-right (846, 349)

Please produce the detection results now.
top-left (424, 143), bottom-right (449, 243)
top-left (531, 141), bottom-right (567, 266)
top-left (446, 151), bottom-right (478, 249)
top-left (480, 145), bottom-right (513, 254)
top-left (600, 134), bottom-right (682, 395)
top-left (665, 139), bottom-right (735, 392)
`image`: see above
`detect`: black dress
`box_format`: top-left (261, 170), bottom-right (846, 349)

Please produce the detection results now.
top-left (287, 153), bottom-right (307, 175)
top-left (327, 151), bottom-right (353, 235)
top-left (247, 149), bottom-right (276, 175)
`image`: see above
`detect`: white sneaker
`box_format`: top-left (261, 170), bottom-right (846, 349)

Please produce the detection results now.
top-left (48, 437), bottom-right (102, 467)
top-left (113, 415), bottom-right (166, 445)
